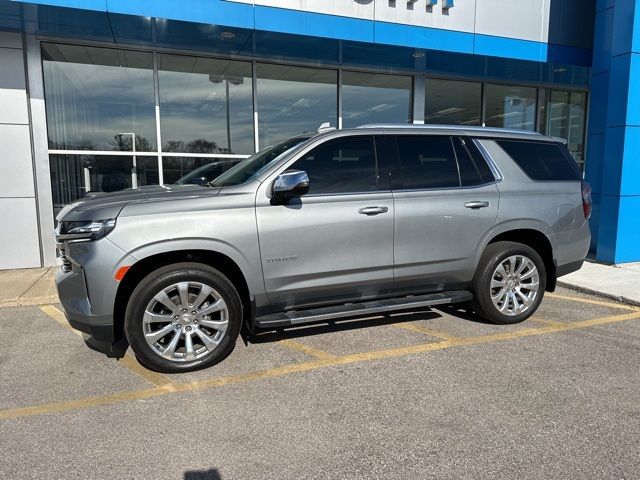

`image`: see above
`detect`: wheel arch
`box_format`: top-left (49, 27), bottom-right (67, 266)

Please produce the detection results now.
top-left (483, 228), bottom-right (556, 292)
top-left (113, 249), bottom-right (255, 343)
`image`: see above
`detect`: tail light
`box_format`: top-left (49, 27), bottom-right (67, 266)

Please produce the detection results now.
top-left (581, 180), bottom-right (592, 220)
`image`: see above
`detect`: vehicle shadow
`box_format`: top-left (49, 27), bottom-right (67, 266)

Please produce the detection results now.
top-left (434, 304), bottom-right (495, 325)
top-left (184, 468), bottom-right (222, 480)
top-left (249, 304), bottom-right (487, 344)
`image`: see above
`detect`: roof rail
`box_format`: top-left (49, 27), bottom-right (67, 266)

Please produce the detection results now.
top-left (355, 123), bottom-right (543, 136)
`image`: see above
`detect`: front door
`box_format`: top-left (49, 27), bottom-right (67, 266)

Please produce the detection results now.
top-left (391, 134), bottom-right (500, 292)
top-left (256, 134), bottom-right (395, 309)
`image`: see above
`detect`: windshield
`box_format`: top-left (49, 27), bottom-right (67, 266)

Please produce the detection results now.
top-left (174, 161), bottom-right (237, 186)
top-left (210, 136), bottom-right (311, 187)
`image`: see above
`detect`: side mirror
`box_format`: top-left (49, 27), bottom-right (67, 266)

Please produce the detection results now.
top-left (272, 170), bottom-right (309, 204)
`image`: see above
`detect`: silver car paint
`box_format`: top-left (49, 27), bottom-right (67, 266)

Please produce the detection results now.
top-left (477, 139), bottom-right (590, 269)
top-left (55, 126), bottom-right (590, 336)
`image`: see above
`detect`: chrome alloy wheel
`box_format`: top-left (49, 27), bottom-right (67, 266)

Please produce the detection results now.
top-left (490, 255), bottom-right (540, 316)
top-left (143, 282), bottom-right (229, 362)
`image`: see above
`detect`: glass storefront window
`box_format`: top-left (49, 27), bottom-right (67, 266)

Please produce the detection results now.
top-left (484, 84), bottom-right (537, 131)
top-left (49, 155), bottom-right (159, 216)
top-left (425, 79), bottom-right (482, 125)
top-left (158, 55), bottom-right (254, 155)
top-left (541, 90), bottom-right (587, 169)
top-left (42, 44), bottom-right (157, 151)
top-left (341, 71), bottom-right (412, 128)
top-left (256, 63), bottom-right (337, 148)
top-left (162, 157), bottom-right (240, 185)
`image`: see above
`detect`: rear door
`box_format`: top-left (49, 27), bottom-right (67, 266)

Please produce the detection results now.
top-left (391, 134), bottom-right (500, 292)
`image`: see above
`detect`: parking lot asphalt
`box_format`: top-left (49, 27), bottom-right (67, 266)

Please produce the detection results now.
top-left (1, 287), bottom-right (640, 480)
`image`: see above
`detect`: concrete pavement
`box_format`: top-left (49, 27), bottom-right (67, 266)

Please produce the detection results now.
top-left (1, 289), bottom-right (639, 479)
top-left (0, 267), bottom-right (57, 307)
top-left (558, 260), bottom-right (640, 306)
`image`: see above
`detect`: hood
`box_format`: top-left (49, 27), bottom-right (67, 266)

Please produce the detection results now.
top-left (57, 184), bottom-right (221, 222)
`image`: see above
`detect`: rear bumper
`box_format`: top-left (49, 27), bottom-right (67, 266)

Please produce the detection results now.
top-left (556, 259), bottom-right (584, 278)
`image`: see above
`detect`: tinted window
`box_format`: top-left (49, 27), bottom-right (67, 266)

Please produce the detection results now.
top-left (256, 64), bottom-right (337, 147)
top-left (291, 136), bottom-right (380, 195)
top-left (496, 140), bottom-right (581, 181)
top-left (394, 135), bottom-right (460, 189)
top-left (42, 44), bottom-right (156, 151)
top-left (425, 79), bottom-right (482, 126)
top-left (453, 137), bottom-right (495, 186)
top-left (342, 71), bottom-right (412, 128)
top-left (158, 54), bottom-right (254, 155)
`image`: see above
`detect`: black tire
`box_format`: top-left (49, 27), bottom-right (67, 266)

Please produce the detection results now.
top-left (471, 241), bottom-right (546, 325)
top-left (125, 262), bottom-right (242, 373)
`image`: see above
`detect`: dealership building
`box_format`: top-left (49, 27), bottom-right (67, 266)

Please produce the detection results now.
top-left (0, 0), bottom-right (637, 269)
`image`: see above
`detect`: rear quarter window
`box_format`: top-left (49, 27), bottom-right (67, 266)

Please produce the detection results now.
top-left (496, 140), bottom-right (581, 181)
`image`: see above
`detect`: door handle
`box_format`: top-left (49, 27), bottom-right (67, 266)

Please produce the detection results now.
top-left (359, 206), bottom-right (389, 216)
top-left (465, 201), bottom-right (490, 209)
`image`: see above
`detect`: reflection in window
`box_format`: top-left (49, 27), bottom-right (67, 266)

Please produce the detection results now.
top-left (163, 157), bottom-right (240, 185)
top-left (158, 55), bottom-right (254, 155)
top-left (290, 136), bottom-right (379, 195)
top-left (42, 44), bottom-right (156, 151)
top-left (49, 155), bottom-right (159, 215)
top-left (425, 79), bottom-right (482, 125)
top-left (540, 90), bottom-right (587, 169)
top-left (484, 84), bottom-right (537, 131)
top-left (394, 135), bottom-right (459, 189)
top-left (341, 71), bottom-right (412, 128)
top-left (256, 64), bottom-right (337, 148)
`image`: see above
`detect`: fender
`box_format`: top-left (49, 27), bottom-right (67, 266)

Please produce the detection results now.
top-left (472, 218), bottom-right (554, 270)
top-left (116, 237), bottom-right (266, 300)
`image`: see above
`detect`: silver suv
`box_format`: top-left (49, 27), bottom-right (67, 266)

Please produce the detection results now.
top-left (55, 125), bottom-right (591, 373)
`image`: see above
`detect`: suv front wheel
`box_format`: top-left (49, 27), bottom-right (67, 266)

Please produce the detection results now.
top-left (471, 241), bottom-right (546, 325)
top-left (125, 263), bottom-right (242, 373)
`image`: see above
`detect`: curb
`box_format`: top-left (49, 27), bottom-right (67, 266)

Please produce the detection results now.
top-left (557, 281), bottom-right (640, 308)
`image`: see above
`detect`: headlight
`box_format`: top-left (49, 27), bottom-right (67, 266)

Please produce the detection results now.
top-left (55, 219), bottom-right (116, 242)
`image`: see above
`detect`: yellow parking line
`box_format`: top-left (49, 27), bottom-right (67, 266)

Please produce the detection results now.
top-left (546, 292), bottom-right (639, 311)
top-left (39, 305), bottom-right (174, 389)
top-left (116, 356), bottom-right (175, 389)
top-left (278, 339), bottom-right (337, 360)
top-left (40, 305), bottom-right (83, 338)
top-left (4, 308), bottom-right (638, 421)
top-left (391, 322), bottom-right (460, 341)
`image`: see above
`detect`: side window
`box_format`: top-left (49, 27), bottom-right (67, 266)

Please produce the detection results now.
top-left (394, 135), bottom-right (460, 189)
top-left (496, 139), bottom-right (581, 181)
top-left (290, 135), bottom-right (380, 195)
top-left (453, 137), bottom-right (496, 186)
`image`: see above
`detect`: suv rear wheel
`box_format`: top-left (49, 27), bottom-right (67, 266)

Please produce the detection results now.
top-left (471, 241), bottom-right (546, 325)
top-left (125, 262), bottom-right (242, 373)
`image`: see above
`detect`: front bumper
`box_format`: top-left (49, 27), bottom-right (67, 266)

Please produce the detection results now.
top-left (56, 267), bottom-right (114, 343)
top-left (54, 235), bottom-right (135, 350)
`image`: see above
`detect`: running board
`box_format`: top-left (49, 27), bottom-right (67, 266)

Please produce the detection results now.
top-left (255, 290), bottom-right (473, 329)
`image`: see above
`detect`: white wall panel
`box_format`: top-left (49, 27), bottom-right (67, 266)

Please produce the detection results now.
top-left (0, 35), bottom-right (43, 270)
top-left (0, 198), bottom-right (41, 269)
top-left (468, 0), bottom-right (549, 43)
top-left (227, 0), bottom-right (556, 43)
top-left (0, 124), bottom-right (35, 198)
top-left (232, 0), bottom-right (375, 19)
top-left (0, 47), bottom-right (29, 125)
